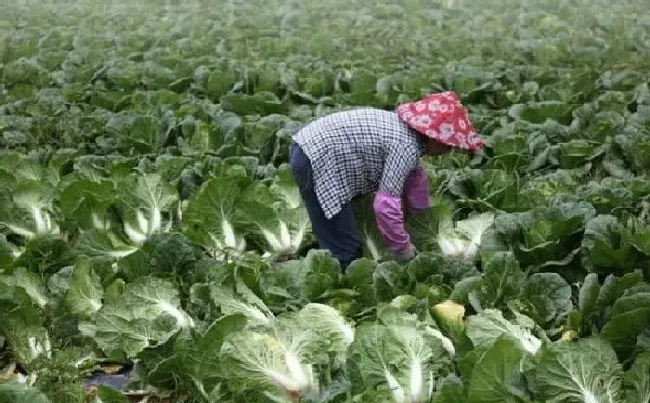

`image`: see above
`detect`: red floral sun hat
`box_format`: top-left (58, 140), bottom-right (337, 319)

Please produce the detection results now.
top-left (396, 91), bottom-right (486, 152)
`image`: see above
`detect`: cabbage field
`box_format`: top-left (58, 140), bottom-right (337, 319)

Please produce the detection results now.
top-left (1, 0), bottom-right (650, 401)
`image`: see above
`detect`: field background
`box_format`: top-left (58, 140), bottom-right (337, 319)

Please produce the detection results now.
top-left (1, 0), bottom-right (650, 402)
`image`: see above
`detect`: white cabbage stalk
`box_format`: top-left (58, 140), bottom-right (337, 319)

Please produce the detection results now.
top-left (409, 356), bottom-right (423, 402)
top-left (105, 245), bottom-right (140, 259)
top-left (9, 366), bottom-right (37, 386)
top-left (403, 331), bottom-right (434, 403)
top-left (583, 390), bottom-right (599, 403)
top-left (273, 325), bottom-right (318, 398)
top-left (268, 369), bottom-right (304, 395)
top-left (32, 207), bottom-right (55, 235)
top-left (221, 331), bottom-right (316, 399)
top-left (91, 212), bottom-right (111, 230)
top-left (222, 219), bottom-right (242, 249)
top-left (176, 202), bottom-right (184, 223)
top-left (262, 221), bottom-right (294, 253)
top-left (283, 345), bottom-right (312, 394)
top-left (10, 244), bottom-right (25, 259)
top-left (385, 367), bottom-right (406, 403)
top-left (516, 329), bottom-right (542, 355)
top-left (158, 300), bottom-right (195, 328)
top-left (14, 373), bottom-right (31, 385)
top-left (436, 235), bottom-right (466, 258)
top-left (206, 218), bottom-right (247, 261)
top-left (124, 206), bottom-right (173, 246)
top-left (437, 212), bottom-right (494, 259)
top-left (365, 235), bottom-right (382, 261)
top-left (7, 207), bottom-right (59, 238)
top-left (27, 335), bottom-right (52, 362)
top-left (377, 327), bottom-right (434, 403)
top-left (260, 214), bottom-right (309, 256)
top-left (124, 220), bottom-right (148, 245)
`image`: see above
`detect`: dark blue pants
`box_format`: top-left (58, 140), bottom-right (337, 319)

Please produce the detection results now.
top-left (289, 143), bottom-right (362, 269)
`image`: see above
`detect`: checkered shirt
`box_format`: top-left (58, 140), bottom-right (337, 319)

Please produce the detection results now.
top-left (293, 108), bottom-right (425, 219)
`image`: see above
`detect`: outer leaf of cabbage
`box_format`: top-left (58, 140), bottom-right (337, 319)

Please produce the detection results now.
top-left (298, 303), bottom-right (355, 354)
top-left (623, 352), bottom-right (650, 403)
top-left (468, 336), bottom-right (530, 403)
top-left (525, 337), bottom-right (623, 403)
top-left (432, 375), bottom-right (468, 403)
top-left (86, 277), bottom-right (194, 358)
top-left (209, 278), bottom-right (275, 327)
top-left (466, 309), bottom-right (542, 355)
top-left (64, 259), bottom-right (104, 318)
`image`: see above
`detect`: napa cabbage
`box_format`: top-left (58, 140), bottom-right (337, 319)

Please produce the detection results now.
top-left (436, 212), bottom-right (494, 260)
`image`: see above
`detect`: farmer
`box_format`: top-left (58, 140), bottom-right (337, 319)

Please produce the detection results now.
top-left (289, 91), bottom-right (485, 268)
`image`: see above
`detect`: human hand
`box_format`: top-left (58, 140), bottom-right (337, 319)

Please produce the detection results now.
top-left (393, 243), bottom-right (417, 262)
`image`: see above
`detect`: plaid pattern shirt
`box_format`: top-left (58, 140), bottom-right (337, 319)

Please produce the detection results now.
top-left (293, 108), bottom-right (426, 219)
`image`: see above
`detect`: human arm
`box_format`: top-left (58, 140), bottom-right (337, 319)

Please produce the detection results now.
top-left (403, 164), bottom-right (431, 214)
top-left (372, 146), bottom-right (419, 260)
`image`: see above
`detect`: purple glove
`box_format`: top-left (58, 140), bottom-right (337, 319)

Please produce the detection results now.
top-left (373, 191), bottom-right (410, 252)
top-left (373, 166), bottom-right (430, 252)
top-left (404, 165), bottom-right (431, 213)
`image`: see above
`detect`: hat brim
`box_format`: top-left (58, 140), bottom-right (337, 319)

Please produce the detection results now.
top-left (424, 133), bottom-right (486, 153)
top-left (396, 92), bottom-right (486, 152)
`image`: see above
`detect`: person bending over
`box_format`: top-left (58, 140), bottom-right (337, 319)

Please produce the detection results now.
top-left (289, 91), bottom-right (485, 268)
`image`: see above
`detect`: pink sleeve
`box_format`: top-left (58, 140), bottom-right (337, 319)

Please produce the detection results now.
top-left (404, 165), bottom-right (430, 213)
top-left (373, 191), bottom-right (410, 252)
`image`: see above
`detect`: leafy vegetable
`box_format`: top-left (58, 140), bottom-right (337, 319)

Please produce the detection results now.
top-left (437, 213), bottom-right (495, 260)
top-left (526, 337), bottom-right (623, 403)
top-left (1, 0), bottom-right (650, 401)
